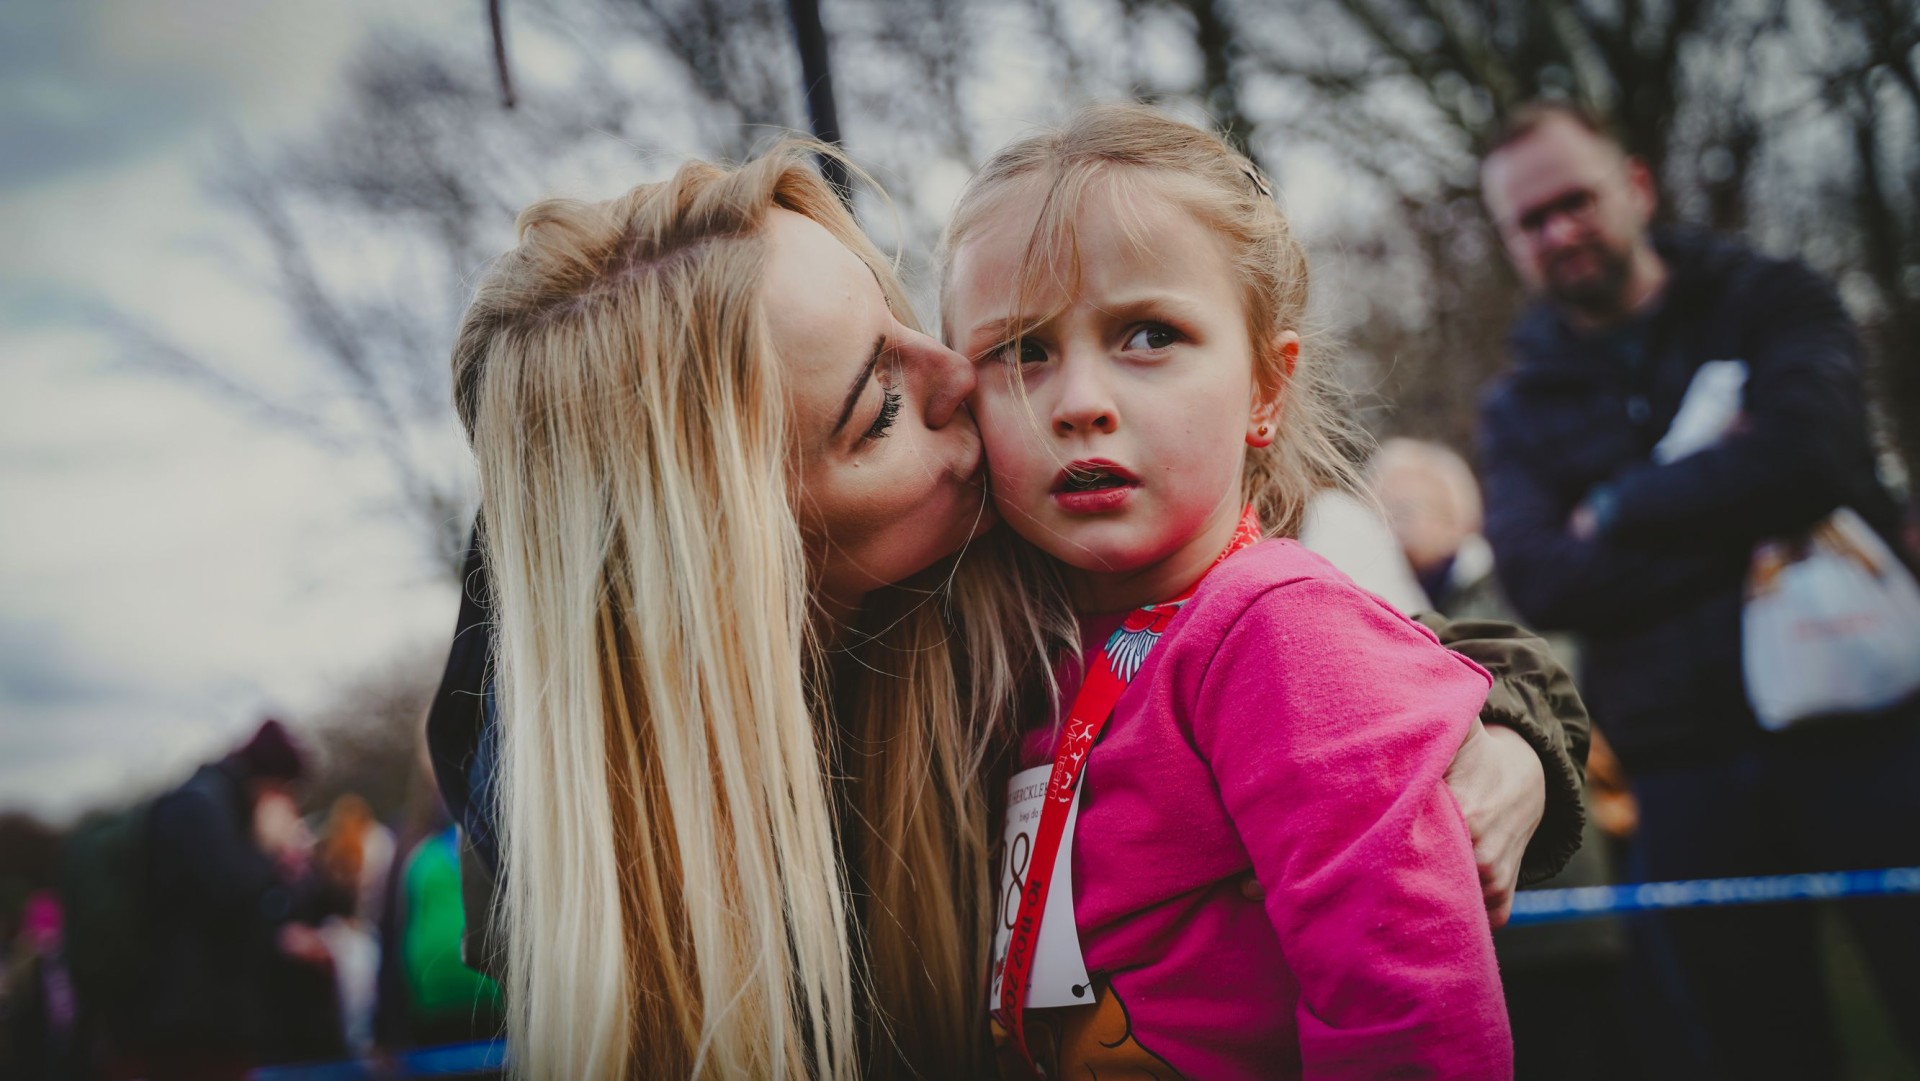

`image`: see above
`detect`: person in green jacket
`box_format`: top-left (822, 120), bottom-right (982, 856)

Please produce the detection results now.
top-left (399, 826), bottom-right (500, 1043)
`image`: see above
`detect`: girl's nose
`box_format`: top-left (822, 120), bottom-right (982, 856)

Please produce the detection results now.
top-left (1050, 351), bottom-right (1118, 435)
top-left (904, 328), bottom-right (975, 429)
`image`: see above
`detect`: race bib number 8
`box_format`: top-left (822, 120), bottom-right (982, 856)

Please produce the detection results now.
top-left (990, 763), bottom-right (1091, 1011)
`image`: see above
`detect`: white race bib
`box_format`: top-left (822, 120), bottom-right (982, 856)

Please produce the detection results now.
top-left (988, 763), bottom-right (1092, 1010)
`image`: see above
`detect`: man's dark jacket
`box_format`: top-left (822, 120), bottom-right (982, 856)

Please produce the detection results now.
top-left (1481, 228), bottom-right (1903, 768)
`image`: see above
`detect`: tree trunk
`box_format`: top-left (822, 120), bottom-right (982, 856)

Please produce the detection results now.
top-left (489, 0), bottom-right (516, 109)
top-left (786, 0), bottom-right (852, 204)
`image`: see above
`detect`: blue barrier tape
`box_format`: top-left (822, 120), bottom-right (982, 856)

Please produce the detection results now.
top-left (399, 1040), bottom-right (508, 1076)
top-left (1509, 866), bottom-right (1920, 926)
top-left (251, 1039), bottom-right (506, 1080)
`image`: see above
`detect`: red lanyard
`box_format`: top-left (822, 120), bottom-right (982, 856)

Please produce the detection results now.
top-left (997, 507), bottom-right (1263, 1076)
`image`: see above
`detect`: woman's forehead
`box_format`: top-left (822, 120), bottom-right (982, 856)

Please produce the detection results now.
top-left (763, 211), bottom-right (884, 374)
top-left (762, 209), bottom-right (891, 447)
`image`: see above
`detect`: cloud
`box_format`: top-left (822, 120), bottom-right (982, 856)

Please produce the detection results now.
top-left (0, 614), bottom-right (219, 820)
top-left (0, 699), bottom-right (230, 822)
top-left (0, 3), bottom-right (220, 187)
top-left (0, 616), bottom-right (131, 706)
top-left (0, 279), bottom-right (106, 332)
top-left (0, 0), bottom-right (377, 191)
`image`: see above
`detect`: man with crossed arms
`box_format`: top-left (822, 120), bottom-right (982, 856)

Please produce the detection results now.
top-left (1477, 101), bottom-right (1920, 1079)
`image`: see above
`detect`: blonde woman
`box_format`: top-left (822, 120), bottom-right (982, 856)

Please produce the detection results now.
top-left (435, 141), bottom-right (1587, 1078)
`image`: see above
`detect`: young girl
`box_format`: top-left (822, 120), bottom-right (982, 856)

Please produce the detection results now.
top-left (947, 105), bottom-right (1512, 1079)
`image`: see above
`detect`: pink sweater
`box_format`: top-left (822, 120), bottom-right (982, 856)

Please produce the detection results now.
top-left (1011, 540), bottom-right (1511, 1080)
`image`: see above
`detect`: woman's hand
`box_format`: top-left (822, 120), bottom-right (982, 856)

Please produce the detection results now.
top-left (1444, 718), bottom-right (1545, 927)
top-left (1415, 612), bottom-right (1590, 889)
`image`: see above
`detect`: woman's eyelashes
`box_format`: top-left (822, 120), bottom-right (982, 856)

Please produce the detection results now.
top-left (861, 383), bottom-right (903, 441)
top-left (857, 346), bottom-right (905, 443)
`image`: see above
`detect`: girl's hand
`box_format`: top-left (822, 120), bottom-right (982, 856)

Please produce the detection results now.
top-left (1444, 718), bottom-right (1545, 927)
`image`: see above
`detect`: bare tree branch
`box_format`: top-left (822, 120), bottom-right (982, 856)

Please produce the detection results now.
top-left (490, 0), bottom-right (518, 108)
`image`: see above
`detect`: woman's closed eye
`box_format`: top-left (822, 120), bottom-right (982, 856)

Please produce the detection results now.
top-left (861, 383), bottom-right (903, 441)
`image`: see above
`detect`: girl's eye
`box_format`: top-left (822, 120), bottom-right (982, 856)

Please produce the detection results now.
top-left (998, 338), bottom-right (1049, 366)
top-left (861, 385), bottom-right (903, 441)
top-left (1124, 324), bottom-right (1179, 351)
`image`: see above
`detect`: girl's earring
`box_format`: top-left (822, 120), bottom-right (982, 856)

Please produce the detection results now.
top-left (1248, 422), bottom-right (1275, 448)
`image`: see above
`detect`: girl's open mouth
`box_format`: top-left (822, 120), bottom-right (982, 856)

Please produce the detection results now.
top-left (1052, 460), bottom-right (1139, 512)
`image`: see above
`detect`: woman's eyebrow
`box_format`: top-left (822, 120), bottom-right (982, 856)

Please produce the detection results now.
top-left (832, 335), bottom-right (887, 436)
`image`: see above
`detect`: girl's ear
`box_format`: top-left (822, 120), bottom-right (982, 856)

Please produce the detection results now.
top-left (1247, 331), bottom-right (1298, 448)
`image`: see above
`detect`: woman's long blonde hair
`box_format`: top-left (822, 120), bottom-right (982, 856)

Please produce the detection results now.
top-left (452, 143), bottom-right (1055, 1079)
top-left (943, 103), bottom-right (1367, 538)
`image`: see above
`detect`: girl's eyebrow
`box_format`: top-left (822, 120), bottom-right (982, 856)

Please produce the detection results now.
top-left (962, 292), bottom-right (1202, 349)
top-left (832, 335), bottom-right (887, 436)
top-left (1097, 293), bottom-right (1208, 322)
top-left (961, 316), bottom-right (1033, 350)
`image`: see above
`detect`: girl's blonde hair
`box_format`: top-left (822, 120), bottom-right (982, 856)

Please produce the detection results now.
top-left (943, 102), bottom-right (1366, 538)
top-left (452, 143), bottom-right (1052, 1079)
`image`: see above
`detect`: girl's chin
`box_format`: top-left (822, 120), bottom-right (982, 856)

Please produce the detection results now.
top-left (1048, 537), bottom-right (1161, 578)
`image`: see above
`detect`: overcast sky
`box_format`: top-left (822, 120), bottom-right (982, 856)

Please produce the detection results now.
top-left (0, 0), bottom-right (475, 820)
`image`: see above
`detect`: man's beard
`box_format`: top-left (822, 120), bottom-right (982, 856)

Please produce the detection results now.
top-left (1543, 240), bottom-right (1633, 319)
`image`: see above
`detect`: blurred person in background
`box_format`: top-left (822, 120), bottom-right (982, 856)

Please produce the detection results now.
top-left (313, 793), bottom-right (395, 1057)
top-left (374, 730), bottom-right (497, 1057)
top-left (1371, 438), bottom-right (1505, 620)
top-left (0, 814), bottom-right (69, 1078)
top-left (1, 890), bottom-right (81, 1079)
top-left (1478, 100), bottom-right (1920, 1078)
top-left (252, 785), bottom-right (350, 1066)
top-left (133, 718), bottom-right (335, 1080)
top-left (391, 821), bottom-right (503, 1048)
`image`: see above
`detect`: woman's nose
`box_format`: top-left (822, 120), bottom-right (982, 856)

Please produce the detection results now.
top-left (1050, 351), bottom-right (1118, 436)
top-left (905, 329), bottom-right (975, 429)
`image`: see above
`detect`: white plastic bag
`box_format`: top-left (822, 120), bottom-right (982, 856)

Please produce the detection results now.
top-left (1659, 360), bottom-right (1920, 728)
top-left (1742, 507), bottom-right (1920, 729)
top-left (1653, 360), bottom-right (1748, 464)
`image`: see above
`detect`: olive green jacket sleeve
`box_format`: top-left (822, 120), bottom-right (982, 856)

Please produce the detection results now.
top-left (1414, 612), bottom-right (1591, 885)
